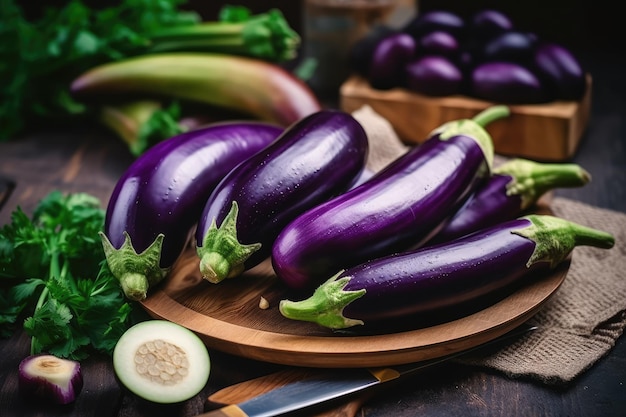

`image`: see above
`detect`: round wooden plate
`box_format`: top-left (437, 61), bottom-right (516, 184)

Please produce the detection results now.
top-left (140, 207), bottom-right (569, 368)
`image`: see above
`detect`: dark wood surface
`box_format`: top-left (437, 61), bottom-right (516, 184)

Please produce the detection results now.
top-left (1, 33), bottom-right (625, 417)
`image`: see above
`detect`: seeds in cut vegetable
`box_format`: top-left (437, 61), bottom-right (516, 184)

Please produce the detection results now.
top-left (113, 320), bottom-right (210, 404)
top-left (18, 354), bottom-right (83, 405)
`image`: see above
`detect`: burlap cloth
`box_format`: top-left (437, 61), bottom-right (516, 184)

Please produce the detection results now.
top-left (351, 105), bottom-right (626, 385)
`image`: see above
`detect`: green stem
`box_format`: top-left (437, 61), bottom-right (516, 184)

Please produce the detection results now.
top-left (279, 272), bottom-right (366, 330)
top-left (494, 159), bottom-right (592, 209)
top-left (147, 9), bottom-right (300, 62)
top-left (196, 201), bottom-right (261, 283)
top-left (515, 214), bottom-right (615, 268)
top-left (100, 231), bottom-right (169, 301)
top-left (31, 250), bottom-right (62, 355)
top-left (472, 105), bottom-right (510, 128)
top-left (433, 105), bottom-right (510, 175)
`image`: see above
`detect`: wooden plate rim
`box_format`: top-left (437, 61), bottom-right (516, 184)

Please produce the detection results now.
top-left (140, 258), bottom-right (568, 368)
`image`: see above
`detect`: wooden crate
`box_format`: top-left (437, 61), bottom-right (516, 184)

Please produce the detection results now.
top-left (340, 75), bottom-right (592, 161)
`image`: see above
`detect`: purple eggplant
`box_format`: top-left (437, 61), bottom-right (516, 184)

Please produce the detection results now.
top-left (195, 110), bottom-right (368, 284)
top-left (469, 9), bottom-right (514, 42)
top-left (402, 10), bottom-right (465, 40)
top-left (430, 158), bottom-right (592, 244)
top-left (405, 55), bottom-right (463, 96)
top-left (417, 30), bottom-right (460, 57)
top-left (368, 33), bottom-right (416, 90)
top-left (100, 121), bottom-right (283, 300)
top-left (471, 61), bottom-right (549, 104)
top-left (533, 42), bottom-right (587, 100)
top-left (272, 106), bottom-right (509, 291)
top-left (480, 30), bottom-right (538, 64)
top-left (349, 25), bottom-right (397, 77)
top-left (279, 215), bottom-right (614, 330)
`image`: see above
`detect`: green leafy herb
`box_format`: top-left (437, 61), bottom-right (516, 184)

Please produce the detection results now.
top-left (0, 191), bottom-right (133, 359)
top-left (1, 0), bottom-right (300, 142)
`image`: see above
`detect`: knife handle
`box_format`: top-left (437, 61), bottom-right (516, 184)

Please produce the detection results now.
top-left (197, 405), bottom-right (248, 417)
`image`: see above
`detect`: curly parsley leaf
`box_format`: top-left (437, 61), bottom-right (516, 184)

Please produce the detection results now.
top-left (0, 191), bottom-right (134, 359)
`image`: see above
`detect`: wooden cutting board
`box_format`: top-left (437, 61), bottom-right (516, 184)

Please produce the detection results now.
top-left (140, 215), bottom-right (568, 368)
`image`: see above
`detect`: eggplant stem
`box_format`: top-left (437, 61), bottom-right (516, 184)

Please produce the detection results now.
top-left (279, 273), bottom-right (366, 329)
top-left (99, 231), bottom-right (169, 301)
top-left (515, 215), bottom-right (615, 268)
top-left (495, 159), bottom-right (592, 209)
top-left (472, 105), bottom-right (510, 127)
top-left (196, 201), bottom-right (261, 283)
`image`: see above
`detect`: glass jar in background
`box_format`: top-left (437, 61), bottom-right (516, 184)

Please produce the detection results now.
top-left (302, 0), bottom-right (415, 100)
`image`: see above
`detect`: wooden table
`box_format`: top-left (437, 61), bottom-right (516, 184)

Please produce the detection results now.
top-left (1, 47), bottom-right (625, 416)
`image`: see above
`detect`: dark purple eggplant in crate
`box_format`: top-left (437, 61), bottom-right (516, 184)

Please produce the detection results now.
top-left (417, 30), bottom-right (460, 57)
top-left (368, 33), bottom-right (416, 90)
top-left (405, 55), bottom-right (464, 96)
top-left (480, 30), bottom-right (538, 64)
top-left (349, 25), bottom-right (398, 77)
top-left (195, 110), bottom-right (368, 284)
top-left (272, 106), bottom-right (509, 291)
top-left (533, 42), bottom-right (587, 100)
top-left (100, 121), bottom-right (282, 300)
top-left (471, 61), bottom-right (549, 103)
top-left (279, 215), bottom-right (614, 330)
top-left (469, 9), bottom-right (514, 42)
top-left (403, 10), bottom-right (465, 40)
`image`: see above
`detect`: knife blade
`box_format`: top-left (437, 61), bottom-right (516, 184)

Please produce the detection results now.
top-left (197, 324), bottom-right (537, 417)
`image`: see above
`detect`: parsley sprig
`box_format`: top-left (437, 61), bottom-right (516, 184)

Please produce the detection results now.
top-left (0, 191), bottom-right (133, 359)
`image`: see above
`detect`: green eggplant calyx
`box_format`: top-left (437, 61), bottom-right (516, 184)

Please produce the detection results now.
top-left (513, 215), bottom-right (615, 268)
top-left (494, 159), bottom-right (592, 210)
top-left (279, 272), bottom-right (366, 330)
top-left (196, 201), bottom-right (261, 283)
top-left (99, 231), bottom-right (169, 301)
top-left (431, 105), bottom-right (509, 173)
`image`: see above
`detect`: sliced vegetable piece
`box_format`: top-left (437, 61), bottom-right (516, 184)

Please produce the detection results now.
top-left (279, 215), bottom-right (615, 330)
top-left (18, 354), bottom-right (83, 405)
top-left (431, 158), bottom-right (592, 243)
top-left (113, 320), bottom-right (210, 404)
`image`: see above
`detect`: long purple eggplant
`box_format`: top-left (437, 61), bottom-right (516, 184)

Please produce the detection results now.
top-left (279, 215), bottom-right (615, 330)
top-left (272, 106), bottom-right (509, 291)
top-left (100, 121), bottom-right (283, 300)
top-left (430, 158), bottom-right (592, 243)
top-left (195, 110), bottom-right (369, 284)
